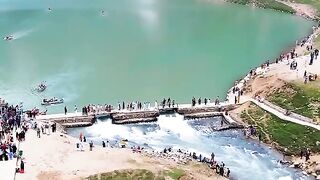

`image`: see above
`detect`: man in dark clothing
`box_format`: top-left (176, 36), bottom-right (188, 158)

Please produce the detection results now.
top-left (310, 52), bottom-right (314, 65)
top-left (226, 168), bottom-right (230, 177)
top-left (315, 49), bottom-right (319, 59)
top-left (220, 166), bottom-right (224, 176)
top-left (64, 106), bottom-right (67, 115)
top-left (37, 128), bottom-right (41, 138)
top-left (211, 152), bottom-right (215, 162)
top-left (89, 141), bottom-right (93, 151)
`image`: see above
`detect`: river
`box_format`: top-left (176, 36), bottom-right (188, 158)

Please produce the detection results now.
top-left (0, 0), bottom-right (314, 113)
top-left (0, 0), bottom-right (315, 179)
top-left (67, 115), bottom-right (312, 180)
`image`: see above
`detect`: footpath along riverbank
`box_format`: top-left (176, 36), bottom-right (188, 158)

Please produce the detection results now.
top-left (225, 18), bottom-right (320, 179)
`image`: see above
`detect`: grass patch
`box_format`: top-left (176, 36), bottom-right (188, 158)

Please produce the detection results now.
top-left (86, 168), bottom-right (186, 180)
top-left (227, 0), bottom-right (295, 14)
top-left (241, 103), bottom-right (320, 155)
top-left (267, 82), bottom-right (320, 122)
top-left (164, 168), bottom-right (185, 180)
top-left (86, 169), bottom-right (155, 180)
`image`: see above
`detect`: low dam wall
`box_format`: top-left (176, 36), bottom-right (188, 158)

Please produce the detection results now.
top-left (31, 103), bottom-right (242, 130)
top-left (111, 111), bottom-right (159, 124)
top-left (36, 115), bottom-right (95, 128)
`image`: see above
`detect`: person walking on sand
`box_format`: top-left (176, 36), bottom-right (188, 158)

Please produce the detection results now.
top-left (226, 168), bottom-right (230, 177)
top-left (20, 160), bottom-right (25, 173)
top-left (89, 141), bottom-right (94, 151)
top-left (74, 105), bottom-right (78, 113)
top-left (309, 52), bottom-right (314, 65)
top-left (37, 127), bottom-right (41, 138)
top-left (79, 132), bottom-right (83, 142)
top-left (64, 106), bottom-right (67, 115)
top-left (106, 140), bottom-right (110, 148)
top-left (315, 49), bottom-right (319, 59)
top-left (211, 152), bottom-right (215, 162)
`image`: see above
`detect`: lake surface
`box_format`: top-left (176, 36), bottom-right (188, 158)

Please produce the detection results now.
top-left (68, 115), bottom-right (312, 180)
top-left (0, 0), bottom-right (314, 113)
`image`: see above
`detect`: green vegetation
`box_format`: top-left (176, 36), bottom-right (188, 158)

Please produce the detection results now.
top-left (241, 103), bottom-right (320, 155)
top-left (86, 169), bottom-right (155, 180)
top-left (86, 168), bottom-right (186, 180)
top-left (164, 168), bottom-right (185, 180)
top-left (267, 82), bottom-right (320, 123)
top-left (227, 0), bottom-right (295, 14)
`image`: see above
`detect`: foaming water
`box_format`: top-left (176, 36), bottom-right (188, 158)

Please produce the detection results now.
top-left (67, 114), bottom-right (311, 180)
top-left (11, 28), bottom-right (34, 40)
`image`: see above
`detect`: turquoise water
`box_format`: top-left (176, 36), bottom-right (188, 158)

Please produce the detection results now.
top-left (0, 0), bottom-right (314, 112)
top-left (0, 0), bottom-right (316, 179)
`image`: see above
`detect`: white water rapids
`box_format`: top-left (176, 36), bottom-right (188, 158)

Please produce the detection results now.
top-left (67, 114), bottom-right (311, 180)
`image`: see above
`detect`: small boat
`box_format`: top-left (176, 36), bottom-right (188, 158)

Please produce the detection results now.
top-left (3, 35), bottom-right (14, 41)
top-left (36, 83), bottom-right (47, 92)
top-left (41, 97), bottom-right (64, 106)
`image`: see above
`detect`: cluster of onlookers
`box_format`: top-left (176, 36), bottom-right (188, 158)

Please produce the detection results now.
top-left (0, 98), bottom-right (26, 174)
top-left (191, 96), bottom-right (220, 107)
top-left (156, 148), bottom-right (231, 178)
top-left (118, 101), bottom-right (153, 111)
top-left (300, 148), bottom-right (312, 162)
top-left (81, 104), bottom-right (114, 115)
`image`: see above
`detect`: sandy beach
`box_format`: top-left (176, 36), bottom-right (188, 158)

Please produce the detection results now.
top-left (15, 129), bottom-right (226, 180)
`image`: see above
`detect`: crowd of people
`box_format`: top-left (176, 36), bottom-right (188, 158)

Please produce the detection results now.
top-left (59, 96), bottom-right (225, 118)
top-left (146, 148), bottom-right (231, 178)
top-left (117, 101), bottom-right (153, 111)
top-left (34, 121), bottom-right (57, 138)
top-left (191, 96), bottom-right (220, 107)
top-left (80, 104), bottom-right (114, 115)
top-left (300, 148), bottom-right (312, 162)
top-left (0, 98), bottom-right (26, 174)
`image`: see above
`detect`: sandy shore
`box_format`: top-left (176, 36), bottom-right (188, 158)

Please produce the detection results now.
top-left (15, 129), bottom-right (226, 180)
top-left (277, 0), bottom-right (318, 19)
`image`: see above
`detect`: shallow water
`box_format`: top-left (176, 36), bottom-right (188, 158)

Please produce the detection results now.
top-left (0, 0), bottom-right (315, 113)
top-left (67, 115), bottom-right (312, 180)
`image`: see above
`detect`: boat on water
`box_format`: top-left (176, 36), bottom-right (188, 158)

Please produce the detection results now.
top-left (36, 82), bottom-right (47, 92)
top-left (41, 97), bottom-right (64, 106)
top-left (3, 35), bottom-right (14, 41)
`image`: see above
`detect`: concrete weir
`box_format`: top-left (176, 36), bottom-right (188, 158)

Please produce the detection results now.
top-left (31, 103), bottom-right (242, 130)
top-left (111, 111), bottom-right (159, 124)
